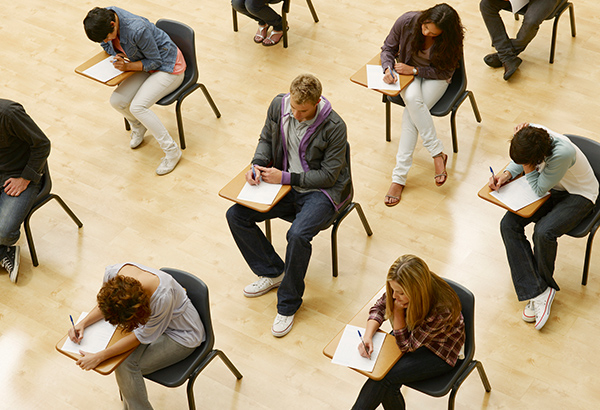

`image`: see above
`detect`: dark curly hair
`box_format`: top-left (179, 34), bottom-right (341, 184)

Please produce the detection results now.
top-left (509, 126), bottom-right (554, 166)
top-left (83, 7), bottom-right (116, 43)
top-left (97, 276), bottom-right (151, 332)
top-left (410, 3), bottom-right (465, 72)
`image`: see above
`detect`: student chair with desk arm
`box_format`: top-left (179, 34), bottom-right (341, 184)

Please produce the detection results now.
top-left (23, 163), bottom-right (83, 267)
top-left (563, 134), bottom-right (600, 286)
top-left (123, 19), bottom-right (222, 150)
top-left (264, 142), bottom-right (373, 278)
top-left (403, 278), bottom-right (492, 410)
top-left (382, 56), bottom-right (481, 153)
top-left (140, 268), bottom-right (243, 410)
top-left (512, 0), bottom-right (575, 64)
top-left (232, 0), bottom-right (319, 48)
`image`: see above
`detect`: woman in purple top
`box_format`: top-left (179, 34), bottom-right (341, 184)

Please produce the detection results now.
top-left (380, 4), bottom-right (464, 207)
top-left (351, 255), bottom-right (465, 409)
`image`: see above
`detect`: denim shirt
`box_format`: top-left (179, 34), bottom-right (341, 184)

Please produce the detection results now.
top-left (101, 7), bottom-right (177, 73)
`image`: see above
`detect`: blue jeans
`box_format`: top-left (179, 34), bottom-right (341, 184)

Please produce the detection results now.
top-left (232, 0), bottom-right (284, 31)
top-left (0, 173), bottom-right (41, 253)
top-left (351, 347), bottom-right (454, 410)
top-left (115, 334), bottom-right (196, 410)
top-left (480, 0), bottom-right (561, 63)
top-left (501, 190), bottom-right (594, 301)
top-left (226, 189), bottom-right (335, 316)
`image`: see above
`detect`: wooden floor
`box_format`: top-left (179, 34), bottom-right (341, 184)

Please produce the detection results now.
top-left (2, 0), bottom-right (600, 408)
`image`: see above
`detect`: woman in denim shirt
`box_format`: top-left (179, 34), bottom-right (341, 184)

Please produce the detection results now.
top-left (84, 7), bottom-right (186, 175)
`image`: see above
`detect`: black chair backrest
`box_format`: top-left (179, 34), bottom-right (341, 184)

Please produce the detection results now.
top-left (430, 57), bottom-right (467, 115)
top-left (35, 162), bottom-right (52, 203)
top-left (565, 135), bottom-right (600, 183)
top-left (159, 268), bottom-right (215, 353)
top-left (443, 278), bottom-right (475, 363)
top-left (156, 19), bottom-right (199, 87)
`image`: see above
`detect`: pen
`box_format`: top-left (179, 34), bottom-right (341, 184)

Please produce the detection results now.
top-left (388, 66), bottom-right (395, 81)
top-left (70, 315), bottom-right (79, 343)
top-left (251, 164), bottom-right (256, 179)
top-left (489, 166), bottom-right (498, 188)
top-left (357, 330), bottom-right (371, 360)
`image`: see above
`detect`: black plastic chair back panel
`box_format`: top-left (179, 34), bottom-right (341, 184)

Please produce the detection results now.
top-left (430, 58), bottom-right (467, 116)
top-left (155, 19), bottom-right (198, 105)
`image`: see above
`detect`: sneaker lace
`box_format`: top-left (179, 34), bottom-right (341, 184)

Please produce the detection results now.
top-left (253, 277), bottom-right (273, 288)
top-left (1, 255), bottom-right (12, 272)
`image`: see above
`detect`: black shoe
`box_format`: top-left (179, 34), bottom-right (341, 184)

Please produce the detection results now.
top-left (483, 53), bottom-right (502, 68)
top-left (1, 245), bottom-right (20, 283)
top-left (503, 57), bottom-right (522, 81)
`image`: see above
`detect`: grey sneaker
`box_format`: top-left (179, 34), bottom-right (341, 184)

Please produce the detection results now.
top-left (129, 126), bottom-right (147, 149)
top-left (272, 313), bottom-right (294, 337)
top-left (522, 300), bottom-right (535, 323)
top-left (156, 148), bottom-right (182, 175)
top-left (533, 287), bottom-right (556, 330)
top-left (1, 245), bottom-right (20, 283)
top-left (243, 273), bottom-right (283, 298)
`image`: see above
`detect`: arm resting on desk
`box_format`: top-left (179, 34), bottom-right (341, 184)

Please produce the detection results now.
top-left (76, 332), bottom-right (140, 371)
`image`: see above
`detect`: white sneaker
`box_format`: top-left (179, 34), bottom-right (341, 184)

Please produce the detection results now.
top-left (129, 126), bottom-right (147, 149)
top-left (522, 300), bottom-right (535, 323)
top-left (156, 148), bottom-right (182, 175)
top-left (243, 274), bottom-right (283, 298)
top-left (272, 313), bottom-right (294, 337)
top-left (1, 245), bottom-right (20, 284)
top-left (533, 287), bottom-right (556, 330)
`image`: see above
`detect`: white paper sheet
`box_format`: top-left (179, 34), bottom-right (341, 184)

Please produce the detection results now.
top-left (82, 56), bottom-right (124, 83)
top-left (331, 325), bottom-right (386, 372)
top-left (237, 180), bottom-right (282, 205)
top-left (366, 65), bottom-right (401, 91)
top-left (61, 312), bottom-right (118, 355)
top-left (490, 177), bottom-right (550, 211)
top-left (509, 0), bottom-right (529, 13)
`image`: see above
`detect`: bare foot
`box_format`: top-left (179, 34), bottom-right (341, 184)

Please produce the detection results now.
top-left (433, 153), bottom-right (448, 186)
top-left (254, 24), bottom-right (269, 43)
top-left (384, 183), bottom-right (404, 207)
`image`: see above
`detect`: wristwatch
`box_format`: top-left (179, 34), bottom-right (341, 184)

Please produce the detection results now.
top-left (412, 67), bottom-right (418, 76)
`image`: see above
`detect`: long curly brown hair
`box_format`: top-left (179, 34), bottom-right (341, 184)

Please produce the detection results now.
top-left (410, 3), bottom-right (465, 72)
top-left (97, 275), bottom-right (152, 332)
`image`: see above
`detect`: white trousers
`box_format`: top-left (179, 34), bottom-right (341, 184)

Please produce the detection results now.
top-left (110, 71), bottom-right (184, 155)
top-left (392, 77), bottom-right (449, 185)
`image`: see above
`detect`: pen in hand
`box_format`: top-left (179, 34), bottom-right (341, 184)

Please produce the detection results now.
top-left (357, 329), bottom-right (371, 360)
top-left (489, 166), bottom-right (500, 190)
top-left (70, 315), bottom-right (80, 344)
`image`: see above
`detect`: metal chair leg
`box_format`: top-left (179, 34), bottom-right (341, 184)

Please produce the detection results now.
top-left (265, 219), bottom-right (272, 243)
top-left (581, 227), bottom-right (598, 286)
top-left (175, 99), bottom-right (186, 150)
top-left (468, 91), bottom-right (482, 123)
top-left (282, 9), bottom-right (288, 48)
top-left (232, 7), bottom-right (238, 32)
top-left (199, 84), bottom-right (221, 119)
top-left (306, 0), bottom-right (319, 22)
top-left (568, 3), bottom-right (576, 37)
top-left (385, 99), bottom-right (391, 142)
top-left (124, 117), bottom-right (130, 131)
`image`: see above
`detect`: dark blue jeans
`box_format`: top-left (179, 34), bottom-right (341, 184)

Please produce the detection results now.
top-left (0, 173), bottom-right (41, 255)
top-left (501, 190), bottom-right (594, 301)
top-left (352, 347), bottom-right (454, 410)
top-left (226, 189), bottom-right (335, 316)
top-left (231, 0), bottom-right (284, 31)
top-left (480, 0), bottom-right (561, 63)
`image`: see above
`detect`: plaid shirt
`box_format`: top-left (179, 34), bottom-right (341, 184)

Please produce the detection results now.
top-left (368, 294), bottom-right (465, 366)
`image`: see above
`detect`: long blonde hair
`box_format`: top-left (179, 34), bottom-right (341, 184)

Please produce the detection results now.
top-left (385, 255), bottom-right (461, 330)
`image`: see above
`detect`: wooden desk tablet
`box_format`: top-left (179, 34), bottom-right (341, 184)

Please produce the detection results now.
top-left (350, 54), bottom-right (414, 97)
top-left (477, 171), bottom-right (550, 218)
top-left (219, 166), bottom-right (292, 213)
top-left (323, 288), bottom-right (403, 381)
top-left (55, 327), bottom-right (135, 375)
top-left (75, 51), bottom-right (135, 86)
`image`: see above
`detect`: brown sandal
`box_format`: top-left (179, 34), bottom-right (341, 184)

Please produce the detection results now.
top-left (434, 153), bottom-right (448, 187)
top-left (384, 183), bottom-right (404, 207)
top-left (254, 25), bottom-right (269, 43)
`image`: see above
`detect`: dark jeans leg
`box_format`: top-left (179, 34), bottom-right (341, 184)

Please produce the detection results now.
top-left (480, 0), bottom-right (516, 62)
top-left (512, 0), bottom-right (562, 55)
top-left (276, 191), bottom-right (335, 316)
top-left (226, 193), bottom-right (297, 279)
top-left (231, 0), bottom-right (283, 30)
top-left (351, 347), bottom-right (454, 410)
top-left (501, 191), bottom-right (594, 301)
top-left (0, 174), bottom-right (41, 249)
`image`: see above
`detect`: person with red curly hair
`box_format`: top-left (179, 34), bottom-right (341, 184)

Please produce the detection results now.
top-left (68, 263), bottom-right (205, 409)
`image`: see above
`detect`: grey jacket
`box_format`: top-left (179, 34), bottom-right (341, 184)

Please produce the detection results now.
top-left (252, 93), bottom-right (351, 210)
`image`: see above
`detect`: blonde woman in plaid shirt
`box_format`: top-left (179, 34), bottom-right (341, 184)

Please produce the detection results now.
top-left (352, 255), bottom-right (465, 410)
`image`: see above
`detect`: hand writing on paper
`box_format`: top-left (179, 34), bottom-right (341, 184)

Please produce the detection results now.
top-left (254, 165), bottom-right (282, 184)
top-left (112, 55), bottom-right (128, 71)
top-left (76, 350), bottom-right (103, 370)
top-left (68, 323), bottom-right (86, 344)
top-left (489, 171), bottom-right (511, 191)
top-left (245, 166), bottom-right (262, 185)
top-left (3, 178), bottom-right (30, 197)
top-left (358, 336), bottom-right (374, 359)
top-left (383, 68), bottom-right (397, 84)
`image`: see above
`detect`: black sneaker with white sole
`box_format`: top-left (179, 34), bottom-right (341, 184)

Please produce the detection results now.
top-left (1, 245), bottom-right (20, 283)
